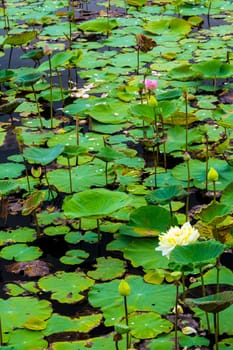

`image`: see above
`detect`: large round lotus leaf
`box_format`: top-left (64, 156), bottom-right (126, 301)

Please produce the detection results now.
top-left (192, 59), bottom-right (233, 79)
top-left (38, 271), bottom-right (94, 303)
top-left (7, 329), bottom-right (47, 350)
top-left (89, 101), bottom-right (128, 124)
top-left (218, 338), bottom-right (233, 350)
top-left (0, 227), bottom-right (36, 246)
top-left (143, 17), bottom-right (191, 38)
top-left (87, 257), bottom-right (125, 281)
top-left (195, 201), bottom-right (232, 225)
top-left (169, 240), bottom-right (225, 271)
top-left (78, 18), bottom-right (118, 34)
top-left (220, 181), bottom-right (233, 207)
top-left (127, 311), bottom-right (172, 339)
top-left (119, 205), bottom-right (175, 237)
top-left (96, 145), bottom-right (123, 162)
top-left (130, 104), bottom-right (155, 123)
top-left (0, 163), bottom-right (25, 179)
top-left (0, 296), bottom-right (51, 336)
top-left (168, 63), bottom-right (200, 81)
top-left (147, 331), bottom-right (209, 349)
top-left (0, 244), bottom-right (42, 261)
top-left (40, 22), bottom-right (77, 38)
top-left (43, 313), bottom-right (102, 336)
top-left (23, 144), bottom-right (64, 165)
top-left (123, 238), bottom-right (169, 270)
top-left (146, 185), bottom-right (187, 205)
top-left (3, 30), bottom-right (37, 46)
top-left (185, 291), bottom-right (233, 313)
top-left (15, 72), bottom-right (42, 87)
top-left (0, 180), bottom-right (20, 195)
top-left (165, 126), bottom-right (202, 153)
top-left (62, 188), bottom-right (130, 219)
top-left (88, 275), bottom-right (176, 326)
top-left (50, 334), bottom-right (125, 350)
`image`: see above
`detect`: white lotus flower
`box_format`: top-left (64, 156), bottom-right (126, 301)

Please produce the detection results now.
top-left (155, 222), bottom-right (200, 258)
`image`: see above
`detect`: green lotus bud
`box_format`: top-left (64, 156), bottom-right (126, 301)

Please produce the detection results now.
top-left (208, 167), bottom-right (219, 182)
top-left (148, 95), bottom-right (158, 107)
top-left (118, 279), bottom-right (131, 296)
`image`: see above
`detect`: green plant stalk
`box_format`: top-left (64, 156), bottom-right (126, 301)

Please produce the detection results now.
top-left (31, 84), bottom-right (43, 130)
top-left (205, 133), bottom-right (209, 191)
top-left (76, 115), bottom-right (79, 165)
top-left (136, 46), bottom-right (140, 75)
top-left (97, 218), bottom-right (101, 244)
top-left (48, 54), bottom-right (54, 129)
top-left (123, 295), bottom-right (130, 349)
top-left (185, 158), bottom-right (190, 222)
top-left (67, 157), bottom-right (73, 193)
top-left (213, 312), bottom-right (219, 350)
top-left (43, 166), bottom-right (54, 200)
top-left (213, 181), bottom-right (217, 202)
top-left (169, 201), bottom-right (174, 226)
top-left (174, 282), bottom-right (179, 350)
top-left (200, 266), bottom-right (211, 334)
top-left (207, 0), bottom-right (212, 27)
top-left (184, 91), bottom-right (188, 152)
top-left (152, 145), bottom-right (157, 188)
top-left (0, 316), bottom-right (2, 346)
top-left (56, 69), bottom-right (64, 105)
top-left (8, 46), bottom-right (13, 68)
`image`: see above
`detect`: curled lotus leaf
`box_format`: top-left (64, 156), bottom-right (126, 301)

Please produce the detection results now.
top-left (185, 291), bottom-right (233, 313)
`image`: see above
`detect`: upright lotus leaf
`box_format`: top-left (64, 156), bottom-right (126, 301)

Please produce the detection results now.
top-left (145, 185), bottom-right (187, 205)
top-left (95, 145), bottom-right (123, 163)
top-left (192, 59), bottom-right (233, 79)
top-left (185, 291), bottom-right (233, 313)
top-left (38, 271), bottom-right (94, 303)
top-left (130, 103), bottom-right (155, 124)
top-left (78, 18), bottom-right (118, 34)
top-left (169, 240), bottom-right (225, 271)
top-left (194, 201), bottom-right (232, 225)
top-left (3, 31), bottom-right (37, 46)
top-left (21, 191), bottom-right (45, 216)
top-left (168, 64), bottom-right (200, 81)
top-left (88, 275), bottom-right (176, 326)
top-left (15, 72), bottom-right (43, 88)
top-left (220, 181), bottom-right (233, 207)
top-left (0, 69), bottom-right (14, 83)
top-left (119, 205), bottom-right (177, 237)
top-left (23, 144), bottom-right (64, 166)
top-left (62, 188), bottom-right (130, 219)
top-left (143, 18), bottom-right (191, 38)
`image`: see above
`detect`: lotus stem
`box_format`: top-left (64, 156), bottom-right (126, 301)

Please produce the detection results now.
top-left (185, 155), bottom-right (190, 222)
top-left (213, 181), bottom-right (217, 202)
top-left (152, 145), bottom-right (157, 188)
top-left (213, 312), bottom-right (219, 350)
top-left (184, 90), bottom-right (188, 153)
top-left (67, 157), bottom-right (73, 193)
top-left (136, 46), bottom-right (140, 75)
top-left (200, 266), bottom-right (211, 334)
top-left (43, 166), bottom-right (54, 200)
top-left (31, 84), bottom-right (43, 130)
top-left (76, 115), bottom-right (79, 165)
top-left (47, 54), bottom-right (54, 129)
top-left (123, 295), bottom-right (130, 349)
top-left (97, 218), bottom-right (101, 244)
top-left (207, 0), bottom-right (212, 27)
top-left (174, 281), bottom-right (179, 350)
top-left (205, 133), bottom-right (209, 191)
top-left (8, 46), bottom-right (13, 68)
top-left (169, 201), bottom-right (174, 226)
top-left (56, 69), bottom-right (64, 105)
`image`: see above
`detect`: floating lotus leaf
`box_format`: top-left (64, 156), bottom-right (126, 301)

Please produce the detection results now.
top-left (192, 59), bottom-right (233, 79)
top-left (78, 18), bottom-right (118, 34)
top-left (20, 48), bottom-right (44, 61)
top-left (43, 313), bottom-right (102, 336)
top-left (38, 271), bottom-right (94, 303)
top-left (185, 291), bottom-right (233, 313)
top-left (0, 163), bottom-right (25, 179)
top-left (63, 188), bottom-right (130, 219)
top-left (89, 101), bottom-right (128, 124)
top-left (0, 180), bottom-right (20, 195)
top-left (40, 22), bottom-right (77, 38)
top-left (127, 0), bottom-right (147, 6)
top-left (0, 227), bottom-right (36, 246)
top-left (220, 181), bottom-right (233, 207)
top-left (60, 249), bottom-right (89, 265)
top-left (44, 225), bottom-right (70, 236)
top-left (169, 240), bottom-right (225, 271)
top-left (0, 243), bottom-right (42, 261)
top-left (0, 98), bottom-right (24, 114)
top-left (119, 205), bottom-right (176, 237)
top-left (146, 185), bottom-right (187, 205)
top-left (218, 338), bottom-right (233, 349)
top-left (87, 257), bottom-right (125, 281)
top-left (23, 144), bottom-right (64, 165)
top-left (143, 18), bottom-right (191, 38)
top-left (6, 260), bottom-right (50, 277)
top-left (40, 88), bottom-right (69, 102)
top-left (95, 145), bottom-right (123, 162)
top-left (88, 275), bottom-right (176, 326)
top-left (7, 329), bottom-right (48, 350)
top-left (127, 311), bottom-right (173, 339)
top-left (168, 64), bottom-right (200, 81)
top-left (0, 69), bottom-right (14, 83)
top-left (3, 31), bottom-right (37, 46)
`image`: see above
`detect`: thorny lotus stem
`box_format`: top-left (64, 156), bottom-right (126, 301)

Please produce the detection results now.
top-left (56, 69), bottom-right (64, 105)
top-left (174, 282), bottom-right (179, 350)
top-left (8, 46), bottom-right (13, 68)
top-left (48, 54), bottom-right (54, 129)
top-left (34, 211), bottom-right (41, 237)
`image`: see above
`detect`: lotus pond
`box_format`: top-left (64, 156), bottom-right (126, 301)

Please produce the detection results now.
top-left (0, 0), bottom-right (233, 349)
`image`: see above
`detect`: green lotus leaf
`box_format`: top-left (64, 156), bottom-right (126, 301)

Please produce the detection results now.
top-left (0, 296), bottom-right (51, 336)
top-left (218, 338), bottom-right (233, 350)
top-left (89, 101), bottom-right (128, 124)
top-left (62, 188), bottom-right (130, 219)
top-left (23, 144), bottom-right (64, 165)
top-left (0, 243), bottom-right (42, 261)
top-left (127, 0), bottom-right (147, 6)
top-left (0, 180), bottom-right (20, 195)
top-left (220, 181), bottom-right (233, 207)
top-left (64, 230), bottom-right (98, 244)
top-left (95, 145), bottom-right (123, 162)
top-left (157, 89), bottom-right (182, 101)
top-left (15, 72), bottom-right (43, 87)
top-left (169, 240), bottom-right (226, 270)
top-left (0, 69), bottom-right (14, 83)
top-left (119, 205), bottom-right (176, 237)
top-left (127, 311), bottom-right (173, 339)
top-left (50, 51), bottom-right (74, 69)
top-left (78, 18), bottom-right (118, 34)
top-left (168, 63), bottom-right (200, 81)
top-left (39, 88), bottom-right (68, 102)
top-left (87, 257), bottom-right (125, 281)
top-left (130, 103), bottom-right (155, 123)
top-left (123, 238), bottom-right (170, 270)
top-left (38, 271), bottom-right (94, 303)
top-left (185, 291), bottom-right (233, 313)
top-left (0, 163), bottom-right (25, 179)
top-left (40, 22), bottom-right (77, 38)
top-left (0, 227), bottom-right (36, 246)
top-left (3, 30), bottom-right (37, 46)
top-left (20, 48), bottom-right (45, 61)
top-left (143, 17), bottom-right (191, 38)
top-left (60, 249), bottom-right (89, 265)
top-left (62, 145), bottom-right (87, 159)
top-left (88, 275), bottom-right (176, 326)
top-left (43, 313), bottom-right (102, 336)
top-left (147, 331), bottom-right (209, 349)
top-left (44, 225), bottom-right (70, 236)
top-left (146, 185), bottom-right (187, 205)
top-left (192, 59), bottom-right (233, 79)
top-left (7, 329), bottom-right (48, 350)
top-left (22, 190), bottom-right (45, 215)
top-left (0, 98), bottom-right (24, 114)
top-left (195, 201), bottom-right (232, 225)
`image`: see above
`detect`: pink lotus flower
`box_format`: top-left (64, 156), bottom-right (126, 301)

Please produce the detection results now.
top-left (144, 79), bottom-right (158, 91)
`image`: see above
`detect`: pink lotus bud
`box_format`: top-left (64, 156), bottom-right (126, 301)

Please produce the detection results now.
top-left (43, 45), bottom-right (52, 56)
top-left (144, 79), bottom-right (158, 91)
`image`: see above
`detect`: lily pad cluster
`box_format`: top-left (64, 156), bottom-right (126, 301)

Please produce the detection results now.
top-left (0, 0), bottom-right (233, 349)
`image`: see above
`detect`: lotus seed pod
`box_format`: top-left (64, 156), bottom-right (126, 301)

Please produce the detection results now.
top-left (208, 167), bottom-right (219, 182)
top-left (118, 279), bottom-right (131, 296)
